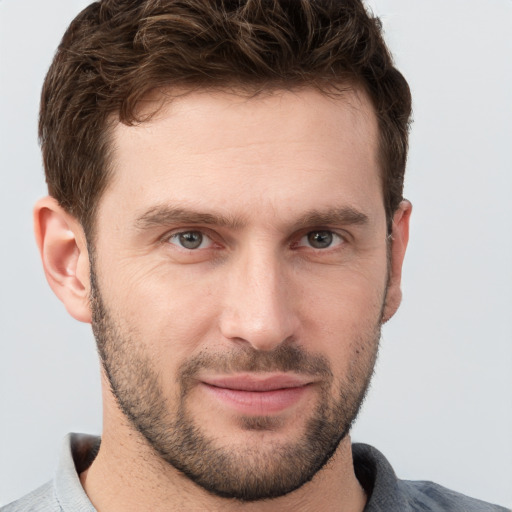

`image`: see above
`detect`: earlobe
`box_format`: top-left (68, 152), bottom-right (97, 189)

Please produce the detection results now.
top-left (34, 196), bottom-right (92, 323)
top-left (382, 200), bottom-right (412, 323)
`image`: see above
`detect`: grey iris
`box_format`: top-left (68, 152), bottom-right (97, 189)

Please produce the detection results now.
top-left (179, 231), bottom-right (203, 249)
top-left (308, 231), bottom-right (333, 249)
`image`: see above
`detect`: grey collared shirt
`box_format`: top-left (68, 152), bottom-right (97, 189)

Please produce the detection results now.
top-left (2, 433), bottom-right (509, 511)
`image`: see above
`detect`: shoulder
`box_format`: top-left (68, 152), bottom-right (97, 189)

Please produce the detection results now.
top-left (1, 433), bottom-right (99, 512)
top-left (352, 443), bottom-right (510, 512)
top-left (397, 479), bottom-right (510, 512)
top-left (0, 481), bottom-right (61, 512)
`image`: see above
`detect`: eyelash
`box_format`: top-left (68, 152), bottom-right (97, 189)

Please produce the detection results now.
top-left (167, 230), bottom-right (215, 250)
top-left (164, 229), bottom-right (347, 252)
top-left (294, 230), bottom-right (345, 250)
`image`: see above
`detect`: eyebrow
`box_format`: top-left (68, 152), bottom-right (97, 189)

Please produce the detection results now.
top-left (135, 206), bottom-right (245, 231)
top-left (134, 205), bottom-right (369, 231)
top-left (294, 207), bottom-right (369, 229)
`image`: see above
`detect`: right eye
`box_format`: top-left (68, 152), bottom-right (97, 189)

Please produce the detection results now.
top-left (167, 231), bottom-right (213, 250)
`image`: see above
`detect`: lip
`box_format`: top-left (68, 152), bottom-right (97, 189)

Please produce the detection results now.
top-left (202, 373), bottom-right (312, 391)
top-left (199, 374), bottom-right (313, 415)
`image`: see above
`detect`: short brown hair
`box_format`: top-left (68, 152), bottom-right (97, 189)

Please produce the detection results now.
top-left (39, 0), bottom-right (412, 237)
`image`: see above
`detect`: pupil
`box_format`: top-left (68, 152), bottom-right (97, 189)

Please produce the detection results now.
top-left (308, 231), bottom-right (332, 249)
top-left (179, 231), bottom-right (202, 249)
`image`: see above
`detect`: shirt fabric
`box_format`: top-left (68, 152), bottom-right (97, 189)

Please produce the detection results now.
top-left (2, 433), bottom-right (509, 511)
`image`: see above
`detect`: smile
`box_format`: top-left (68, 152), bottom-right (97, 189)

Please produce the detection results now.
top-left (199, 374), bottom-right (313, 415)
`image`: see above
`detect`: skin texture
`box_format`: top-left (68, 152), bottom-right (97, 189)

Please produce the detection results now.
top-left (35, 87), bottom-right (411, 511)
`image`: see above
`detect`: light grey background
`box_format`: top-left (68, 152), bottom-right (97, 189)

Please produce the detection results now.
top-left (1, 0), bottom-right (511, 507)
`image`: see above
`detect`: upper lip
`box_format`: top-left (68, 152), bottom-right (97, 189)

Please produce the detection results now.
top-left (200, 374), bottom-right (313, 392)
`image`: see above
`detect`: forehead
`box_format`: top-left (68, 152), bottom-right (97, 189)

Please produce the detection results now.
top-left (102, 86), bottom-right (382, 228)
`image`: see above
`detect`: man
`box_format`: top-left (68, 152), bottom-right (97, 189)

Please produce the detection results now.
top-left (2, 0), bottom-right (509, 511)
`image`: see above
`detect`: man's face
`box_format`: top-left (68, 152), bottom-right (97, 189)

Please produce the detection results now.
top-left (90, 88), bottom-right (394, 500)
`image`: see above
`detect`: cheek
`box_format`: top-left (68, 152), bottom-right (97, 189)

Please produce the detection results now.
top-left (99, 257), bottom-right (223, 363)
top-left (96, 245), bottom-right (388, 368)
top-left (298, 260), bottom-right (388, 329)
top-left (296, 262), bottom-right (386, 368)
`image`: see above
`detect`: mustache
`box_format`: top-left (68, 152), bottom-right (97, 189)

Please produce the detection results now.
top-left (179, 344), bottom-right (334, 384)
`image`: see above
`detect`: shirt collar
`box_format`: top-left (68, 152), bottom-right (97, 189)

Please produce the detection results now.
top-left (54, 433), bottom-right (99, 512)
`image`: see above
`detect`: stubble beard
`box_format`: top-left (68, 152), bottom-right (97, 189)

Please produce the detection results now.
top-left (89, 265), bottom-right (382, 502)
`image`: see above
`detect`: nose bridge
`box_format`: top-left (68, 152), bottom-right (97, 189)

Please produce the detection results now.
top-left (219, 239), bottom-right (297, 351)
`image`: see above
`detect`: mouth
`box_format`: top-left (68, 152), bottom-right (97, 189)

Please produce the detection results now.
top-left (199, 374), bottom-right (314, 415)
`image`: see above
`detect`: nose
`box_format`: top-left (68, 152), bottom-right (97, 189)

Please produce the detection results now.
top-left (219, 245), bottom-right (299, 352)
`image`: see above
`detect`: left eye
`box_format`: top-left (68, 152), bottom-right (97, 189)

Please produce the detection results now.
top-left (168, 231), bottom-right (213, 250)
top-left (297, 230), bottom-right (344, 249)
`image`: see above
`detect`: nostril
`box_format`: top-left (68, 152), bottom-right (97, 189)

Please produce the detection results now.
top-left (219, 306), bottom-right (299, 352)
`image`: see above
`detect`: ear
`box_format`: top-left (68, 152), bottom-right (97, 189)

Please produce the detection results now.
top-left (34, 196), bottom-right (92, 323)
top-left (382, 200), bottom-right (412, 323)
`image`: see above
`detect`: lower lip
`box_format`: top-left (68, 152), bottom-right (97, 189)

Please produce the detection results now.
top-left (201, 383), bottom-right (310, 415)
